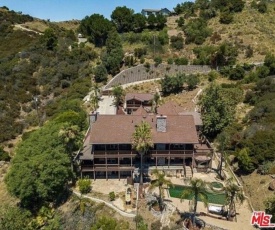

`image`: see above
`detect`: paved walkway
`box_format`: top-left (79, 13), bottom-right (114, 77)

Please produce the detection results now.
top-left (73, 190), bottom-right (136, 218)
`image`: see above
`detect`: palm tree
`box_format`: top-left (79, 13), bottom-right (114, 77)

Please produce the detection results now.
top-left (152, 92), bottom-right (160, 114)
top-left (181, 178), bottom-right (208, 225)
top-left (132, 121), bottom-right (153, 186)
top-left (149, 169), bottom-right (173, 212)
top-left (217, 132), bottom-right (229, 180)
top-left (224, 179), bottom-right (245, 221)
top-left (90, 83), bottom-right (100, 111)
top-left (59, 123), bottom-right (83, 177)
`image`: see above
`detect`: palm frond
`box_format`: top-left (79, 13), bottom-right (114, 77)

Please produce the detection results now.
top-left (180, 189), bottom-right (193, 201)
top-left (198, 192), bottom-right (209, 208)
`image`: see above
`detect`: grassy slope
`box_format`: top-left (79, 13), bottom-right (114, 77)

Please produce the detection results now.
top-left (18, 19), bottom-right (80, 33)
top-left (205, 2), bottom-right (275, 63)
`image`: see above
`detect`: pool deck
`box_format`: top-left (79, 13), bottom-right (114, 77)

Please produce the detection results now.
top-left (90, 170), bottom-right (255, 230)
top-left (164, 173), bottom-right (255, 230)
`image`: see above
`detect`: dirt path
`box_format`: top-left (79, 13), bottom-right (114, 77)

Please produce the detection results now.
top-left (14, 24), bottom-right (43, 35)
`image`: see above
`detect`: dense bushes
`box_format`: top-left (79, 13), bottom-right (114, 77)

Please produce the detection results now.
top-left (78, 178), bottom-right (91, 194)
top-left (161, 73), bottom-right (200, 96)
top-left (170, 34), bottom-right (184, 50)
top-left (184, 18), bottom-right (212, 45)
top-left (0, 147), bottom-right (10, 161)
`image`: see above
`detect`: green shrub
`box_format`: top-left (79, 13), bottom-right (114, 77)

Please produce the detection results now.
top-left (0, 147), bottom-right (10, 161)
top-left (208, 71), bottom-right (218, 82)
top-left (174, 57), bottom-right (188, 65)
top-left (154, 56), bottom-right (162, 67)
top-left (170, 34), bottom-right (184, 50)
top-left (220, 10), bottom-right (234, 24)
top-left (140, 56), bottom-right (145, 64)
top-left (167, 58), bottom-right (173, 64)
top-left (109, 191), bottom-right (115, 201)
top-left (78, 178), bottom-right (91, 194)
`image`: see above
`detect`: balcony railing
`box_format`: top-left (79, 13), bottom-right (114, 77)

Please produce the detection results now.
top-left (92, 149), bottom-right (211, 157)
top-left (93, 150), bottom-right (134, 158)
top-left (150, 150), bottom-right (194, 156)
top-left (81, 164), bottom-right (135, 172)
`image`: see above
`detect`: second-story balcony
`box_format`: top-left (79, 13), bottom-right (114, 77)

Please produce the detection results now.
top-left (150, 150), bottom-right (194, 157)
top-left (93, 150), bottom-right (135, 158)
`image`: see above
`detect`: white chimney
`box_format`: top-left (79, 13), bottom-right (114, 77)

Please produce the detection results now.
top-left (156, 115), bottom-right (167, 132)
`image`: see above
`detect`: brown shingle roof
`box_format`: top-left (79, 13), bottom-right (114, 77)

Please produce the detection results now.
top-left (179, 112), bottom-right (202, 126)
top-left (132, 106), bottom-right (149, 116)
top-left (125, 93), bottom-right (153, 102)
top-left (157, 101), bottom-right (183, 115)
top-left (90, 114), bottom-right (198, 144)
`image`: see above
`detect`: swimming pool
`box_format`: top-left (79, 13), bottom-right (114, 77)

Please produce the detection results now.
top-left (169, 185), bottom-right (226, 205)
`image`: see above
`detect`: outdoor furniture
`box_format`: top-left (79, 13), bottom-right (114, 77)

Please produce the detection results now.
top-left (208, 205), bottom-right (225, 215)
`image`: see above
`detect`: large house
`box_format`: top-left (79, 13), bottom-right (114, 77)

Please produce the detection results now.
top-left (78, 101), bottom-right (212, 180)
top-left (141, 8), bottom-right (171, 17)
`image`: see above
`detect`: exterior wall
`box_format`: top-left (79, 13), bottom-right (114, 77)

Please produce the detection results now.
top-left (80, 142), bottom-right (213, 179)
top-left (125, 99), bottom-right (152, 114)
top-left (160, 8), bottom-right (171, 16)
top-left (126, 99), bottom-right (142, 108)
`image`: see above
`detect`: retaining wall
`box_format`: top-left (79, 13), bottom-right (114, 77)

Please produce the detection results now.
top-left (104, 64), bottom-right (211, 90)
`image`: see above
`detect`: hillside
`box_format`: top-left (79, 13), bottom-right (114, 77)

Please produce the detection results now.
top-left (1, 1), bottom-right (275, 229)
top-left (206, 1), bottom-right (275, 63)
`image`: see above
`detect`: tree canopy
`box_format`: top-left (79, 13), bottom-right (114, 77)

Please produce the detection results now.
top-left (199, 83), bottom-right (240, 137)
top-left (5, 120), bottom-right (76, 209)
top-left (78, 14), bottom-right (113, 47)
top-left (111, 6), bottom-right (135, 33)
top-left (102, 29), bottom-right (124, 75)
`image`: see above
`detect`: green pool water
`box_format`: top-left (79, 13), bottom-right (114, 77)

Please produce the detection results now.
top-left (211, 181), bottom-right (224, 189)
top-left (169, 185), bottom-right (226, 205)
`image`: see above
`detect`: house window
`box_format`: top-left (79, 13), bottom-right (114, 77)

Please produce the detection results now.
top-left (171, 144), bottom-right (185, 150)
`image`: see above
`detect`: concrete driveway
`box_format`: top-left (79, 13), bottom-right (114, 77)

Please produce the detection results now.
top-left (97, 96), bottom-right (116, 115)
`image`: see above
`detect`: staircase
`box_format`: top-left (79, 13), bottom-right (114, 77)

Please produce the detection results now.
top-left (185, 166), bottom-right (193, 178)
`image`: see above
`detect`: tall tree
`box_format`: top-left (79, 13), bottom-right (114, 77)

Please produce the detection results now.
top-left (78, 14), bottom-right (113, 47)
top-left (132, 121), bottom-right (153, 185)
top-left (152, 92), bottom-right (161, 114)
top-left (149, 169), bottom-right (173, 211)
top-left (199, 83), bottom-right (235, 138)
top-left (89, 83), bottom-right (101, 111)
top-left (42, 28), bottom-right (58, 50)
top-left (111, 6), bottom-right (134, 33)
top-left (102, 29), bottom-right (124, 75)
top-left (132, 13), bottom-right (146, 32)
top-left (224, 179), bottom-right (245, 221)
top-left (94, 64), bottom-right (108, 83)
top-left (5, 122), bottom-right (72, 209)
top-left (112, 85), bottom-right (125, 108)
top-left (58, 122), bottom-right (83, 179)
top-left (181, 178), bottom-right (208, 225)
